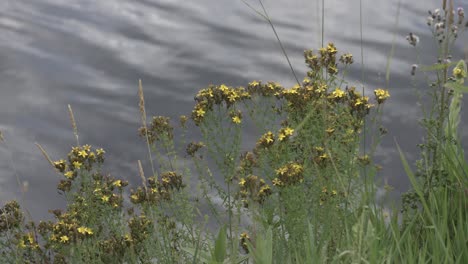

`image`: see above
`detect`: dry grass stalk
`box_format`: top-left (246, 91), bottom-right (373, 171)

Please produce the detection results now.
top-left (138, 80), bottom-right (157, 178)
top-left (35, 143), bottom-right (57, 172)
top-left (138, 79), bottom-right (147, 129)
top-left (68, 104), bottom-right (80, 146)
top-left (448, 0), bottom-right (454, 27)
top-left (138, 160), bottom-right (148, 193)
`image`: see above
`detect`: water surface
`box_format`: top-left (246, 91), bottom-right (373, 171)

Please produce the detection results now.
top-left (0, 0), bottom-right (467, 220)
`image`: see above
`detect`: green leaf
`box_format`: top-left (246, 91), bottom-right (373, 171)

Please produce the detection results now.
top-left (444, 82), bottom-right (468, 93)
top-left (395, 141), bottom-right (423, 199)
top-left (419, 61), bottom-right (457, 72)
top-left (246, 227), bottom-right (273, 264)
top-left (213, 226), bottom-right (227, 262)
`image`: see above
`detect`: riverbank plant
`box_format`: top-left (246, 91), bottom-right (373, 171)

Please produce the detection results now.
top-left (0, 0), bottom-right (467, 263)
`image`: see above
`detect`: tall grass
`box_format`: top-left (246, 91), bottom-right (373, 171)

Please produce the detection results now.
top-left (0, 0), bottom-right (467, 263)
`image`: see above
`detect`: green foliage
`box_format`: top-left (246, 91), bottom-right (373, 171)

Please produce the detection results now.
top-left (0, 1), bottom-right (467, 263)
top-left (246, 227), bottom-right (272, 264)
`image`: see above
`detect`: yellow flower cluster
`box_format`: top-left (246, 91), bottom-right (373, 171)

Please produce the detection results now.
top-left (278, 127), bottom-right (294, 142)
top-left (0, 201), bottom-right (23, 234)
top-left (238, 174), bottom-right (272, 207)
top-left (18, 232), bottom-right (39, 250)
top-left (373, 89), bottom-right (390, 104)
top-left (138, 116), bottom-right (174, 145)
top-left (53, 145), bottom-right (106, 181)
top-left (320, 186), bottom-right (339, 205)
top-left (46, 211), bottom-right (94, 246)
top-left (92, 175), bottom-right (127, 208)
top-left (247, 81), bottom-right (284, 97)
top-left (240, 232), bottom-right (251, 252)
top-left (186, 141), bottom-right (205, 157)
top-left (236, 151), bottom-right (257, 175)
top-left (229, 109), bottom-right (242, 124)
top-left (313, 146), bottom-right (329, 167)
top-left (272, 162), bottom-right (304, 187)
top-left (191, 84), bottom-right (250, 125)
top-left (330, 87), bottom-right (346, 101)
top-left (130, 171), bottom-right (185, 205)
top-left (305, 43), bottom-right (341, 79)
top-left (53, 145), bottom-right (110, 195)
top-left (255, 131), bottom-right (275, 149)
top-left (346, 87), bottom-right (374, 116)
top-left (128, 215), bottom-right (153, 243)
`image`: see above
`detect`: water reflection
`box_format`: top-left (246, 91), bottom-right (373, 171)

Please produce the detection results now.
top-left (0, 0), bottom-right (466, 220)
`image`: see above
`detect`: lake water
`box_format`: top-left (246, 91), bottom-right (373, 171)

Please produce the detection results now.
top-left (0, 0), bottom-right (467, 220)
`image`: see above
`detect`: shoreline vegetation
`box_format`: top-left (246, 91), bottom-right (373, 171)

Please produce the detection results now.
top-left (1, 1), bottom-right (468, 263)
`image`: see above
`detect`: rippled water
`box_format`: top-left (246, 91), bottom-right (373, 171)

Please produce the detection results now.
top-left (0, 0), bottom-right (467, 220)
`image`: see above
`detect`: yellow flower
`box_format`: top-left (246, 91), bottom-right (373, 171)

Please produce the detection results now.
top-left (18, 240), bottom-right (26, 248)
top-left (113, 180), bottom-right (122, 187)
top-left (240, 232), bottom-right (250, 240)
top-left (73, 161), bottom-right (82, 169)
top-left (239, 178), bottom-right (246, 186)
top-left (77, 227), bottom-right (85, 234)
top-left (124, 234), bottom-right (133, 242)
top-left (315, 83), bottom-right (328, 94)
top-left (64, 171), bottom-right (73, 179)
top-left (319, 153), bottom-right (328, 159)
top-left (53, 160), bottom-right (65, 166)
top-left (227, 92), bottom-right (239, 102)
top-left (27, 233), bottom-right (34, 244)
top-left (96, 148), bottom-right (105, 156)
top-left (354, 98), bottom-right (364, 107)
top-left (291, 163), bottom-right (303, 172)
top-left (453, 66), bottom-right (466, 79)
top-left (331, 87), bottom-right (345, 99)
top-left (60, 235), bottom-right (69, 243)
top-left (71, 146), bottom-right (80, 153)
top-left (272, 178), bottom-right (283, 186)
top-left (195, 108), bottom-right (206, 117)
top-left (249, 80), bottom-right (260, 87)
top-left (266, 83), bottom-right (276, 90)
top-left (374, 89), bottom-right (390, 104)
top-left (200, 89), bottom-right (214, 98)
top-left (83, 144), bottom-right (91, 152)
top-left (78, 150), bottom-right (88, 158)
top-left (101, 195), bottom-right (110, 202)
top-left (326, 43), bottom-right (337, 54)
top-left (276, 167), bottom-right (288, 176)
top-left (232, 116), bottom-right (242, 124)
top-left (53, 159), bottom-right (67, 172)
top-left (77, 226), bottom-right (93, 235)
top-left (130, 194), bottom-right (139, 202)
top-left (284, 127), bottom-right (294, 136)
top-left (219, 84), bottom-right (229, 92)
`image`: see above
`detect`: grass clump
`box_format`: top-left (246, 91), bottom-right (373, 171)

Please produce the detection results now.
top-left (0, 1), bottom-right (467, 263)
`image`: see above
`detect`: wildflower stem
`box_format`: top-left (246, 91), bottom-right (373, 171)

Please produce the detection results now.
top-left (138, 80), bottom-right (158, 179)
